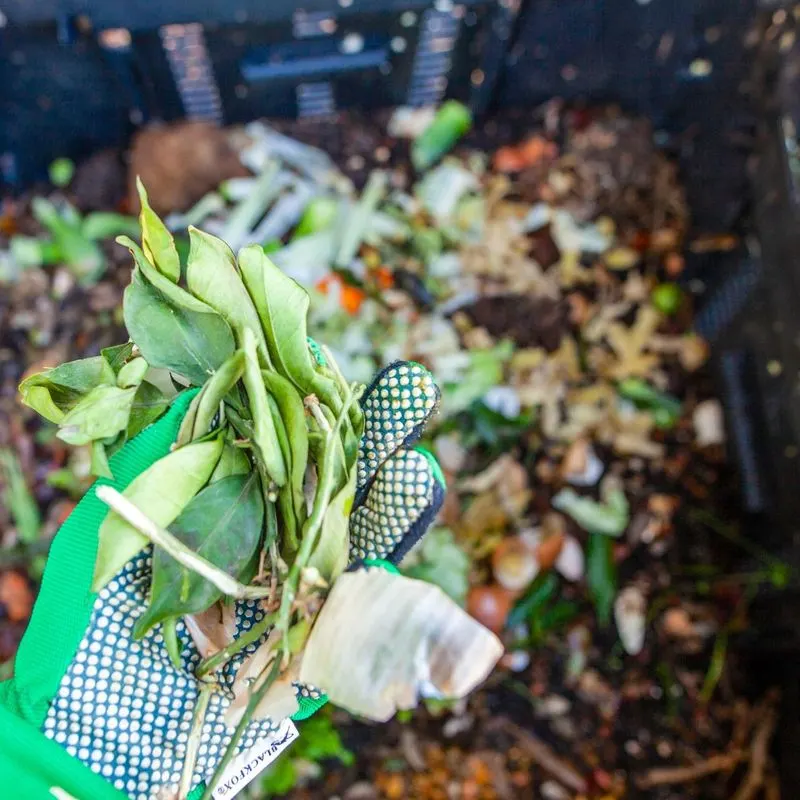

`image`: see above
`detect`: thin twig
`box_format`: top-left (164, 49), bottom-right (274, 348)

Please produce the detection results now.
top-left (179, 683), bottom-right (213, 799)
top-left (199, 656), bottom-right (283, 800)
top-left (637, 752), bottom-right (745, 789)
top-left (195, 611), bottom-right (278, 679)
top-left (731, 698), bottom-right (779, 800)
top-left (95, 486), bottom-right (272, 601)
top-left (494, 720), bottom-right (587, 793)
top-left (256, 548), bottom-right (268, 584)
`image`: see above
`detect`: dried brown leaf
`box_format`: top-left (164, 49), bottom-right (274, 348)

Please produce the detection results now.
top-left (299, 570), bottom-right (503, 721)
top-left (185, 602), bottom-right (237, 659)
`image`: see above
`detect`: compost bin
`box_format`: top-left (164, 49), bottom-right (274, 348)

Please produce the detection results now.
top-left (1, 1), bottom-right (799, 798)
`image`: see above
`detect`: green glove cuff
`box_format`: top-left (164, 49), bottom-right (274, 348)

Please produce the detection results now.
top-left (0, 391), bottom-right (196, 728)
top-left (0, 392), bottom-right (195, 800)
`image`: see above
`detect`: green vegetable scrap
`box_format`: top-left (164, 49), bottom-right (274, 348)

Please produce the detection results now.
top-left (9, 195), bottom-right (138, 282)
top-left (651, 282), bottom-right (683, 316)
top-left (31, 198), bottom-right (104, 283)
top-left (294, 195), bottom-right (339, 239)
top-left (552, 483), bottom-right (630, 537)
top-left (260, 711), bottom-right (353, 797)
top-left (587, 533), bottom-right (617, 627)
top-left (618, 376), bottom-right (682, 429)
top-left (401, 527), bottom-right (470, 605)
top-left (48, 157), bottom-right (75, 188)
top-left (412, 100), bottom-right (473, 171)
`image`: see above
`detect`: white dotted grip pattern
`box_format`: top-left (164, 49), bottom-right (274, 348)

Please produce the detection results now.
top-left (43, 550), bottom-right (286, 800)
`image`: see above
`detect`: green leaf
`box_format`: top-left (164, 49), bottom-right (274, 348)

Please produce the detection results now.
top-left (241, 327), bottom-right (287, 486)
top-left (295, 713), bottom-right (353, 765)
top-left (121, 244), bottom-right (235, 386)
top-left (507, 573), bottom-right (559, 629)
top-left (307, 467), bottom-right (357, 582)
top-left (136, 177), bottom-right (180, 282)
top-left (209, 442), bottom-right (251, 482)
top-left (617, 377), bottom-right (681, 426)
top-left (91, 440), bottom-right (114, 480)
top-left (9, 235), bottom-right (61, 269)
top-left (162, 616), bottom-right (182, 670)
top-left (93, 437), bottom-right (223, 591)
top-left (552, 487), bottom-right (630, 537)
top-left (133, 473), bottom-right (264, 638)
top-left (31, 197), bottom-right (105, 283)
top-left (587, 533), bottom-right (616, 627)
top-left (127, 381), bottom-right (170, 439)
top-left (19, 356), bottom-right (117, 423)
top-left (177, 351), bottom-right (246, 446)
top-left (186, 227), bottom-right (269, 362)
top-left (260, 756), bottom-right (297, 797)
top-left (0, 449), bottom-right (41, 543)
top-left (402, 528), bottom-right (470, 606)
top-left (261, 371), bottom-right (308, 520)
top-left (538, 600), bottom-right (580, 634)
top-left (443, 341), bottom-right (514, 416)
top-left (117, 357), bottom-right (148, 389)
top-left (57, 385), bottom-right (138, 445)
top-left (239, 245), bottom-right (341, 409)
top-left (101, 342), bottom-right (135, 375)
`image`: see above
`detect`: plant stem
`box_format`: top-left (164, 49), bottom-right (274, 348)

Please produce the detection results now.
top-left (199, 655), bottom-right (283, 800)
top-left (305, 395), bottom-right (331, 433)
top-left (276, 383), bottom-right (361, 652)
top-left (179, 683), bottom-right (213, 799)
top-left (320, 345), bottom-right (349, 395)
top-left (95, 486), bottom-right (272, 600)
top-left (200, 382), bottom-right (360, 800)
top-left (195, 611), bottom-right (278, 679)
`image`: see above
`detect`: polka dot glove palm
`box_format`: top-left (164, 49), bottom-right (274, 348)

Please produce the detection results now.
top-left (0, 361), bottom-right (443, 800)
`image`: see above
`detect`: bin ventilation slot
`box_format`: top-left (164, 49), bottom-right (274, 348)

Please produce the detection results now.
top-left (720, 350), bottom-right (766, 513)
top-left (407, 8), bottom-right (461, 107)
top-left (693, 256), bottom-right (760, 343)
top-left (160, 24), bottom-right (223, 123)
top-left (297, 82), bottom-right (335, 117)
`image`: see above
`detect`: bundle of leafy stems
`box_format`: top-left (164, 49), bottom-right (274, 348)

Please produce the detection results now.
top-left (20, 181), bottom-right (367, 798)
top-left (98, 375), bottom-right (359, 798)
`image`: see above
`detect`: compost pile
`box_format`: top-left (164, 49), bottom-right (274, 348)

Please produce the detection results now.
top-left (0, 104), bottom-right (786, 800)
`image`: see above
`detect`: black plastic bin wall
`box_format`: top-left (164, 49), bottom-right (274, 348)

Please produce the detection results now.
top-left (3, 0), bottom-right (799, 790)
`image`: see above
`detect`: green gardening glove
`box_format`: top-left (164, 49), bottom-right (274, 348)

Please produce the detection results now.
top-left (0, 361), bottom-right (443, 800)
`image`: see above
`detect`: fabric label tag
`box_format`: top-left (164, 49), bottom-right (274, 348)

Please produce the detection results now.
top-left (211, 718), bottom-right (299, 799)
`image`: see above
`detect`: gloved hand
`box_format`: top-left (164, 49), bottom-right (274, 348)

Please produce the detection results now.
top-left (0, 360), bottom-right (443, 800)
